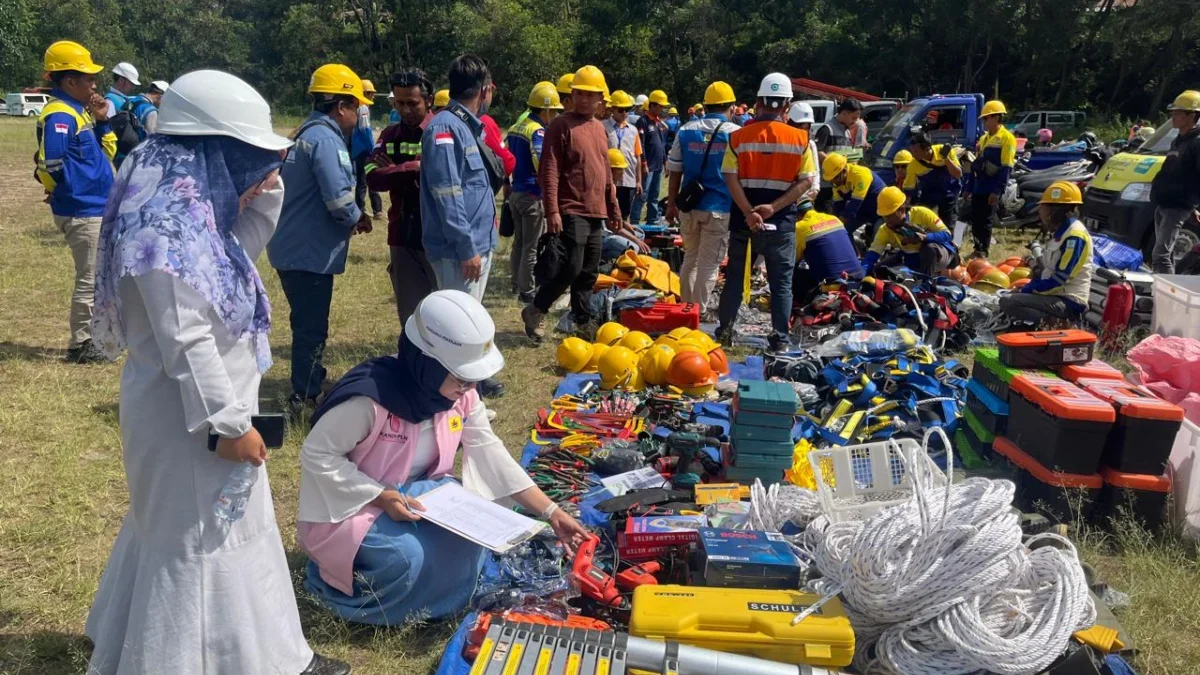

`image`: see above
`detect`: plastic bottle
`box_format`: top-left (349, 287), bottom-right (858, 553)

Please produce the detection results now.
top-left (214, 463), bottom-right (259, 522)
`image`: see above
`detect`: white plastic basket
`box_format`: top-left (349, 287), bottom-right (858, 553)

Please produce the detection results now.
top-left (1169, 418), bottom-right (1200, 541)
top-left (808, 438), bottom-right (948, 523)
top-left (1153, 275), bottom-right (1200, 340)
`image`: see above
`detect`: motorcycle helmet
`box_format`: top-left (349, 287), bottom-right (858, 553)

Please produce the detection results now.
top-left (1037, 128), bottom-right (1052, 143)
top-left (1079, 131), bottom-right (1097, 148)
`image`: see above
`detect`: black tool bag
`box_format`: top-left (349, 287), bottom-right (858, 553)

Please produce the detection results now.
top-left (675, 122), bottom-right (724, 213)
top-left (498, 200), bottom-right (515, 237)
top-left (534, 232), bottom-right (566, 286)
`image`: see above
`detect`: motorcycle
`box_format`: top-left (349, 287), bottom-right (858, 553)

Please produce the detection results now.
top-left (994, 148), bottom-right (1109, 229)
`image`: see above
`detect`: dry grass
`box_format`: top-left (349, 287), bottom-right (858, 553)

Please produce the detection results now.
top-left (0, 115), bottom-right (1197, 674)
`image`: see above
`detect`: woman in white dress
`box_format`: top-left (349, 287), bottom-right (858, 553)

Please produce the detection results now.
top-left (86, 70), bottom-right (349, 675)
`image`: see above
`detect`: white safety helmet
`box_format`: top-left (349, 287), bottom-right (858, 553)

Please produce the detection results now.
top-left (112, 62), bottom-right (140, 86)
top-left (635, 94), bottom-right (649, 106)
top-left (788, 101), bottom-right (815, 124)
top-left (757, 72), bottom-right (793, 99)
top-left (156, 70), bottom-right (293, 151)
top-left (405, 290), bottom-right (504, 382)
top-left (149, 80), bottom-right (170, 94)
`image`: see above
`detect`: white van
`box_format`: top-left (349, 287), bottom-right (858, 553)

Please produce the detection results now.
top-left (6, 92), bottom-right (50, 117)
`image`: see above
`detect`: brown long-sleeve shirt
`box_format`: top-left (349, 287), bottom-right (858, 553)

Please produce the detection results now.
top-left (539, 112), bottom-right (621, 222)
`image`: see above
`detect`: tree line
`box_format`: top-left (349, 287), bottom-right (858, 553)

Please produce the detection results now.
top-left (2, 0), bottom-right (1198, 121)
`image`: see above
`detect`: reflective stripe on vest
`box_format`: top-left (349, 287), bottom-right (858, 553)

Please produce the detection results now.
top-left (730, 121), bottom-right (809, 193)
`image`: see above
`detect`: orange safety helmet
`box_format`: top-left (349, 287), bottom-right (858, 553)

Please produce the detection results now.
top-left (997, 263), bottom-right (1015, 275)
top-left (1011, 278), bottom-right (1031, 289)
top-left (1002, 256), bottom-right (1024, 268)
top-left (707, 346), bottom-right (731, 375)
top-left (947, 266), bottom-right (971, 284)
top-left (666, 351), bottom-right (718, 390)
top-left (965, 258), bottom-right (993, 280)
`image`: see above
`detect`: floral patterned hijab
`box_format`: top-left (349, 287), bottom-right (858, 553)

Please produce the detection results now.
top-left (93, 135), bottom-right (283, 371)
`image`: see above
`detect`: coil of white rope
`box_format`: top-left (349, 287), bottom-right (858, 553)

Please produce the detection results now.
top-left (803, 428), bottom-right (1096, 675)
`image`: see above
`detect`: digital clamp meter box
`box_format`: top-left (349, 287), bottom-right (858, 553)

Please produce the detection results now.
top-left (629, 585), bottom-right (855, 667)
top-left (694, 528), bottom-right (803, 589)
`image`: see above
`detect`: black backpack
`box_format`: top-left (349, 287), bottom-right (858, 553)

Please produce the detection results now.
top-left (110, 97), bottom-right (145, 157)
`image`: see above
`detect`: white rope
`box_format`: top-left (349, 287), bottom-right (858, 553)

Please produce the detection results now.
top-left (747, 479), bottom-right (822, 532)
top-left (804, 428), bottom-right (1096, 675)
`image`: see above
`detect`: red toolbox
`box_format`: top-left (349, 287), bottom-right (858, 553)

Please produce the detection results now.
top-left (1076, 377), bottom-right (1184, 476)
top-left (1008, 374), bottom-right (1115, 475)
top-left (993, 436), bottom-right (1102, 523)
top-left (618, 302), bottom-right (700, 334)
top-left (1055, 359), bottom-right (1124, 383)
top-left (1098, 467), bottom-right (1171, 531)
top-left (996, 329), bottom-right (1097, 368)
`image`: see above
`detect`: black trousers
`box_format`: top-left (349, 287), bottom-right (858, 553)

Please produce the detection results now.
top-left (616, 186), bottom-right (635, 222)
top-left (354, 156), bottom-right (383, 215)
top-left (534, 215), bottom-right (604, 323)
top-left (969, 194), bottom-right (995, 255)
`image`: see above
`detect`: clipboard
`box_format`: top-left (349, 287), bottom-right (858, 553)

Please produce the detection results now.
top-left (413, 482), bottom-right (547, 554)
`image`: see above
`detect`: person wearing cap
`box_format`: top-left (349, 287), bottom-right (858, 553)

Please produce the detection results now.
top-left (351, 78), bottom-right (385, 219)
top-left (606, 90), bottom-right (646, 223)
top-left (35, 41), bottom-right (118, 364)
top-left (523, 65), bottom-right (623, 342)
top-left (367, 69), bottom-right (437, 326)
top-left (1150, 90), bottom-right (1200, 273)
top-left (666, 81), bottom-right (742, 314)
top-left (297, 290), bottom-right (588, 626)
top-left (715, 73), bottom-right (814, 352)
top-left (119, 79), bottom-right (169, 141)
top-left (664, 105), bottom-right (681, 151)
top-left (999, 181), bottom-right (1093, 324)
top-left (792, 199), bottom-right (863, 300)
top-left (823, 152), bottom-right (887, 239)
top-left (631, 89), bottom-right (672, 225)
top-left (969, 99), bottom-right (1016, 256)
top-left (905, 130), bottom-right (963, 225)
top-left (864, 186), bottom-right (956, 276)
top-left (507, 81), bottom-right (564, 303)
top-left (103, 61), bottom-right (140, 118)
top-left (86, 69), bottom-right (351, 675)
top-left (269, 63), bottom-right (373, 412)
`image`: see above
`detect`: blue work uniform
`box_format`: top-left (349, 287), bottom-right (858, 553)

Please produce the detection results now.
top-left (1023, 217), bottom-right (1093, 311)
top-left (350, 104), bottom-right (375, 161)
top-left (507, 111), bottom-right (548, 197)
top-left (419, 100), bottom-right (498, 264)
top-left (665, 113), bottom-right (740, 213)
top-left (832, 164), bottom-right (887, 236)
top-left (35, 89), bottom-right (117, 217)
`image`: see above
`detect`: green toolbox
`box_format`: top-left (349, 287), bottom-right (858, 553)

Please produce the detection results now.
top-left (972, 347), bottom-right (1059, 402)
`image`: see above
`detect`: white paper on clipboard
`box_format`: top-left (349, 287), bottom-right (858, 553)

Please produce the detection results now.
top-left (413, 482), bottom-right (547, 553)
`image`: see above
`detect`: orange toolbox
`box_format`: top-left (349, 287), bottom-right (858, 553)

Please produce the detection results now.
top-left (1097, 467), bottom-right (1172, 531)
top-left (1007, 374), bottom-right (1115, 475)
top-left (1076, 377), bottom-right (1185, 475)
top-left (993, 436), bottom-right (1102, 523)
top-left (1054, 359), bottom-right (1124, 383)
top-left (996, 329), bottom-right (1096, 368)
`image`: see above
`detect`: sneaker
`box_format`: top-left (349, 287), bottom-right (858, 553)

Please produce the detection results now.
top-left (65, 340), bottom-right (106, 364)
top-left (301, 653), bottom-right (352, 675)
top-left (478, 377), bottom-right (506, 399)
top-left (521, 304), bottom-right (545, 343)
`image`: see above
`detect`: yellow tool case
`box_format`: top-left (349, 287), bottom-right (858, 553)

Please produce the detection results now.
top-left (629, 585), bottom-right (855, 667)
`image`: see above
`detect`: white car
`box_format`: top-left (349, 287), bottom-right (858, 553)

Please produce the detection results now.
top-left (6, 92), bottom-right (50, 117)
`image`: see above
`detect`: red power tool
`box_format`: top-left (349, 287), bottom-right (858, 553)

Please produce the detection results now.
top-left (616, 561), bottom-right (661, 590)
top-left (572, 535), bottom-right (629, 610)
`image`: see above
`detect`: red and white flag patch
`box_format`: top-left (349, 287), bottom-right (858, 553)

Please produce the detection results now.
top-left (434, 132), bottom-right (454, 146)
top-left (54, 123), bottom-right (70, 134)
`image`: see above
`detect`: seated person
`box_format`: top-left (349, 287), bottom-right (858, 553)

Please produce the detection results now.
top-left (793, 199), bottom-right (864, 302)
top-left (999, 181), bottom-right (1093, 325)
top-left (603, 147), bottom-right (650, 259)
top-left (863, 186), bottom-right (956, 276)
top-left (822, 153), bottom-right (886, 239)
top-left (296, 290), bottom-right (588, 626)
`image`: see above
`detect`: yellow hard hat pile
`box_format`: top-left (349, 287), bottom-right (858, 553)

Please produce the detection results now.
top-left (595, 322), bottom-right (629, 346)
top-left (309, 64), bottom-right (373, 105)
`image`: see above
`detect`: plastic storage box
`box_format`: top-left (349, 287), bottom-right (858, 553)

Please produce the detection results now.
top-left (808, 438), bottom-right (947, 523)
top-left (1168, 418), bottom-right (1200, 540)
top-left (993, 436), bottom-right (1102, 523)
top-left (1055, 359), bottom-right (1124, 383)
top-left (966, 379), bottom-right (1010, 435)
top-left (1077, 377), bottom-right (1184, 475)
top-left (734, 381), bottom-right (799, 415)
top-left (618, 302), bottom-right (700, 334)
top-left (1152, 274), bottom-right (1200, 340)
top-left (954, 428), bottom-right (988, 469)
top-left (1097, 467), bottom-right (1171, 531)
top-left (1008, 374), bottom-right (1115, 474)
top-left (997, 329), bottom-right (1097, 368)
top-left (972, 346), bottom-right (1059, 401)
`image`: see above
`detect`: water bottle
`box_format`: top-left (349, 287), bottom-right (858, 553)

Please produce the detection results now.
top-left (214, 462), bottom-right (259, 522)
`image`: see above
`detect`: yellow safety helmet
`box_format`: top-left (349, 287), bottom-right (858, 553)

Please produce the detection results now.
top-left (433, 89), bottom-right (450, 108)
top-left (674, 335), bottom-right (708, 355)
top-left (892, 149), bottom-right (914, 166)
top-left (584, 343), bottom-right (609, 373)
top-left (668, 106), bottom-right (678, 115)
top-left (607, 147), bottom-right (630, 170)
top-left (704, 81), bottom-right (736, 106)
top-left (821, 153), bottom-right (849, 182)
top-left (595, 321), bottom-right (629, 345)
top-left (979, 100), bottom-right (1008, 118)
top-left (361, 79), bottom-right (377, 96)
top-left (556, 73), bottom-right (575, 95)
top-left (640, 344), bottom-right (677, 386)
top-left (598, 346), bottom-right (642, 390)
top-left (654, 334), bottom-right (681, 352)
top-left (527, 81), bottom-right (563, 110)
top-left (610, 90), bottom-right (635, 109)
top-left (556, 337), bottom-right (593, 373)
top-left (1007, 267), bottom-right (1033, 282)
top-left (43, 40), bottom-right (103, 75)
top-left (684, 329), bottom-right (716, 351)
top-left (309, 64), bottom-right (373, 106)
top-left (1039, 180), bottom-right (1084, 205)
top-left (971, 268), bottom-right (1012, 293)
top-left (648, 89), bottom-right (671, 106)
top-left (571, 65), bottom-right (607, 93)
top-left (1168, 90), bottom-right (1200, 113)
top-left (877, 186), bottom-right (908, 217)
top-left (603, 85), bottom-right (612, 104)
top-left (618, 330), bottom-right (654, 354)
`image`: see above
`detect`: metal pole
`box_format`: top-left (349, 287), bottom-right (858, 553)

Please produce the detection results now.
top-left (625, 635), bottom-right (848, 675)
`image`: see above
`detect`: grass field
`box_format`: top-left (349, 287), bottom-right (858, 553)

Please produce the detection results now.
top-left (1, 115), bottom-right (1198, 674)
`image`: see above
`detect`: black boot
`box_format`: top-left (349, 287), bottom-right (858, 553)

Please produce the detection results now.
top-left (65, 339), bottom-right (106, 364)
top-left (479, 377), bottom-right (506, 399)
top-left (301, 653), bottom-right (351, 675)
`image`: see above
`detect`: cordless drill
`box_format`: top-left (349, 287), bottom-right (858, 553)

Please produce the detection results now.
top-left (664, 432), bottom-right (723, 488)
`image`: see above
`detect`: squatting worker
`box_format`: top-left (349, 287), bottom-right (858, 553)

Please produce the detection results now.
top-left (970, 99), bottom-right (1016, 257)
top-left (522, 65), bottom-right (623, 342)
top-left (1149, 90), bottom-right (1200, 274)
top-left (366, 69), bottom-right (437, 325)
top-left (905, 130), bottom-right (963, 226)
top-left (715, 73), bottom-right (814, 353)
top-left (792, 199), bottom-right (863, 301)
top-left (35, 41), bottom-right (117, 364)
top-left (823, 152), bottom-right (886, 239)
top-left (296, 291), bottom-right (588, 625)
top-left (86, 69), bottom-right (350, 675)
top-left (269, 63), bottom-right (373, 412)
top-left (665, 80), bottom-right (742, 314)
top-left (507, 81), bottom-right (564, 304)
top-left (999, 181), bottom-right (1094, 324)
top-left (864, 186), bottom-right (957, 277)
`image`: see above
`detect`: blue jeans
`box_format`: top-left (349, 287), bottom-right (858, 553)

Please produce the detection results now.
top-left (602, 226), bottom-right (645, 260)
top-left (277, 270), bottom-right (334, 400)
top-left (429, 252), bottom-right (493, 302)
top-left (630, 170), bottom-right (663, 224)
top-left (718, 227), bottom-right (797, 340)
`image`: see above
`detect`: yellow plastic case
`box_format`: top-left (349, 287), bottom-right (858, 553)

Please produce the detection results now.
top-left (629, 585), bottom-right (855, 667)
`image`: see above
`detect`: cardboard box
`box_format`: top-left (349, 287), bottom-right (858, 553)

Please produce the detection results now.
top-left (695, 528), bottom-right (803, 589)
